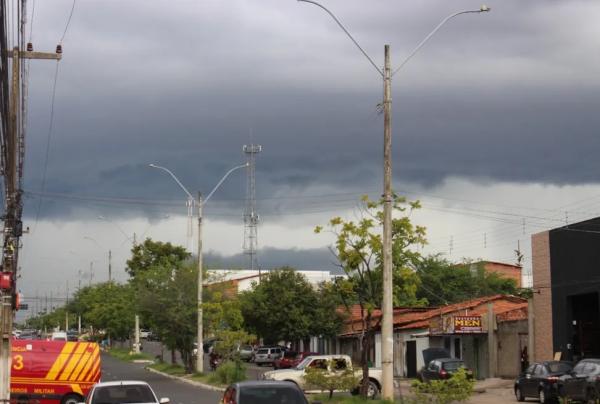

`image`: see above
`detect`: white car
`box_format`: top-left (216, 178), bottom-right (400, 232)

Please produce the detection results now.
top-left (83, 381), bottom-right (169, 404)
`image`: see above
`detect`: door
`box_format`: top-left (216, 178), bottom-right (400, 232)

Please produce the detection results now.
top-left (520, 364), bottom-right (536, 397)
top-left (406, 341), bottom-right (417, 378)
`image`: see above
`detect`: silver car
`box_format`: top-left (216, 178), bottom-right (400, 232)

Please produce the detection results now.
top-left (238, 344), bottom-right (255, 361)
top-left (253, 347), bottom-right (283, 366)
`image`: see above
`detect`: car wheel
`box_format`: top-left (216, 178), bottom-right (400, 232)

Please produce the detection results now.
top-left (586, 388), bottom-right (597, 404)
top-left (366, 380), bottom-right (380, 399)
top-left (61, 394), bottom-right (83, 404)
top-left (515, 386), bottom-right (525, 402)
top-left (539, 387), bottom-right (546, 404)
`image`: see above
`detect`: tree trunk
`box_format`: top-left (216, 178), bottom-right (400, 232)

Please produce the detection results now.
top-left (360, 312), bottom-right (372, 398)
top-left (171, 348), bottom-right (176, 365)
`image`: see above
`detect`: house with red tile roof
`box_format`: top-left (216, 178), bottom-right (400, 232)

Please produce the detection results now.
top-left (315, 295), bottom-right (528, 380)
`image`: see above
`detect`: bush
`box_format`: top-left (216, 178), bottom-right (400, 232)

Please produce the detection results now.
top-left (211, 360), bottom-right (246, 385)
top-left (302, 360), bottom-right (358, 399)
top-left (409, 368), bottom-right (474, 404)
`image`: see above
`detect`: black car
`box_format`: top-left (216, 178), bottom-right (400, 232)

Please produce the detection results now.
top-left (420, 358), bottom-right (473, 382)
top-left (558, 358), bottom-right (600, 402)
top-left (514, 361), bottom-right (573, 403)
top-left (222, 381), bottom-right (308, 404)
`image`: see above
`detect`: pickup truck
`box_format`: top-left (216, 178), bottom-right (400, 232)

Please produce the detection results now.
top-left (262, 354), bottom-right (382, 398)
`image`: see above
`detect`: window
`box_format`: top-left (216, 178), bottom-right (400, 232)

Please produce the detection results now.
top-left (548, 362), bottom-right (572, 373)
top-left (526, 364), bottom-right (536, 374)
top-left (257, 349), bottom-right (268, 355)
top-left (333, 359), bottom-right (347, 371)
top-left (442, 361), bottom-right (464, 371)
top-left (533, 365), bottom-right (545, 377)
top-left (309, 359), bottom-right (327, 370)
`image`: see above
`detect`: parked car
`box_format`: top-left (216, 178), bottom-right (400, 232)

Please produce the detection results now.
top-left (221, 381), bottom-right (308, 404)
top-left (51, 331), bottom-right (67, 341)
top-left (238, 344), bottom-right (255, 361)
top-left (66, 331), bottom-right (78, 341)
top-left (263, 354), bottom-right (382, 398)
top-left (139, 329), bottom-right (151, 339)
top-left (254, 346), bottom-right (284, 366)
top-left (273, 351), bottom-right (319, 370)
top-left (419, 358), bottom-right (473, 382)
top-left (418, 347), bottom-right (472, 383)
top-left (514, 361), bottom-right (573, 403)
top-left (558, 358), bottom-right (600, 402)
top-left (84, 381), bottom-right (169, 404)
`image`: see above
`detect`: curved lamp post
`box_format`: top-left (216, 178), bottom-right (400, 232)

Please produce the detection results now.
top-left (149, 162), bottom-right (247, 373)
top-left (297, 1), bottom-right (490, 398)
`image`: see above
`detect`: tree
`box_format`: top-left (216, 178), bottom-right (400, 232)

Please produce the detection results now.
top-left (303, 359), bottom-right (358, 399)
top-left (69, 282), bottom-right (136, 340)
top-left (315, 194), bottom-right (426, 397)
top-left (415, 255), bottom-right (518, 306)
top-left (239, 268), bottom-right (342, 345)
top-left (125, 238), bottom-right (190, 278)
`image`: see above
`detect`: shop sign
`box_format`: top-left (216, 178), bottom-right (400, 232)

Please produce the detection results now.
top-left (454, 316), bottom-right (483, 333)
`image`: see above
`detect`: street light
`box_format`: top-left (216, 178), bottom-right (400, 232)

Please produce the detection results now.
top-left (149, 162), bottom-right (247, 373)
top-left (297, 1), bottom-right (490, 399)
top-left (83, 236), bottom-right (113, 282)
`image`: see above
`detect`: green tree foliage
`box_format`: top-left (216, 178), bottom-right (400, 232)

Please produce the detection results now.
top-left (415, 255), bottom-right (518, 306)
top-left (315, 194), bottom-right (426, 397)
top-left (239, 268), bottom-right (343, 344)
top-left (70, 282), bottom-right (136, 340)
top-left (303, 359), bottom-right (358, 399)
top-left (410, 368), bottom-right (474, 404)
top-left (134, 259), bottom-right (198, 372)
top-left (203, 280), bottom-right (244, 336)
top-left (125, 238), bottom-right (190, 278)
top-left (213, 329), bottom-right (254, 363)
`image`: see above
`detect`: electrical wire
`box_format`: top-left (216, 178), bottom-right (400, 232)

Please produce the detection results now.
top-left (59, 0), bottom-right (76, 44)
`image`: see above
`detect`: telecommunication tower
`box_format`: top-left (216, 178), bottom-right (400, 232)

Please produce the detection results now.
top-left (243, 144), bottom-right (261, 272)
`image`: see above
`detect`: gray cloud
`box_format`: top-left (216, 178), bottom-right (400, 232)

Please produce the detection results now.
top-left (19, 0), bottom-right (600, 221)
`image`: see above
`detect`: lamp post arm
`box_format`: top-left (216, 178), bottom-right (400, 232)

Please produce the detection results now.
top-left (149, 164), bottom-right (195, 201)
top-left (298, 0), bottom-right (384, 77)
top-left (392, 8), bottom-right (489, 76)
top-left (203, 163), bottom-right (248, 205)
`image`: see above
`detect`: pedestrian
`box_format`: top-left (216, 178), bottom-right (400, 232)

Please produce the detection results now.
top-left (520, 346), bottom-right (528, 372)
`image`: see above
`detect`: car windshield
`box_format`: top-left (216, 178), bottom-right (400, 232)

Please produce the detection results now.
top-left (548, 362), bottom-right (572, 373)
top-left (295, 357), bottom-right (312, 370)
top-left (257, 349), bottom-right (268, 354)
top-left (442, 361), bottom-right (464, 371)
top-left (239, 386), bottom-right (306, 404)
top-left (92, 385), bottom-right (156, 404)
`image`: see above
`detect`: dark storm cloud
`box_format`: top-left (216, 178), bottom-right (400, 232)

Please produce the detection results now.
top-left (21, 0), bottom-right (600, 220)
top-left (204, 246), bottom-right (341, 272)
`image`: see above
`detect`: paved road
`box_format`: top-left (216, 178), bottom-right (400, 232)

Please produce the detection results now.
top-left (101, 353), bottom-right (222, 404)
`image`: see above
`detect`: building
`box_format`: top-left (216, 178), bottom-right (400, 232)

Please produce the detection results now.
top-left (206, 269), bottom-right (344, 295)
top-left (461, 261), bottom-right (523, 288)
top-left (321, 295), bottom-right (528, 380)
top-left (531, 217), bottom-right (600, 362)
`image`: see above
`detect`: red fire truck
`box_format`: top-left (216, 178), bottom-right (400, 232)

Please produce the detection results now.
top-left (10, 339), bottom-right (101, 404)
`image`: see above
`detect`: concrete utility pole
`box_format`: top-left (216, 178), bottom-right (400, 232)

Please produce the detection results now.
top-left (134, 315), bottom-right (140, 354)
top-left (196, 193), bottom-right (203, 373)
top-left (149, 162), bottom-right (246, 374)
top-left (381, 44), bottom-right (393, 399)
top-left (108, 250), bottom-right (112, 282)
top-left (296, 2), bottom-right (489, 399)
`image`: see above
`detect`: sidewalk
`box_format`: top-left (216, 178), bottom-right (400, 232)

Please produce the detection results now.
top-left (394, 377), bottom-right (513, 395)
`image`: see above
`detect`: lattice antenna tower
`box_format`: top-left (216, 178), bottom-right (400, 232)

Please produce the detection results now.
top-left (243, 143), bottom-right (261, 271)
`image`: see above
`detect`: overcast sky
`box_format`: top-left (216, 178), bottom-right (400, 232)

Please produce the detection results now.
top-left (11, 0), bottom-right (600, 317)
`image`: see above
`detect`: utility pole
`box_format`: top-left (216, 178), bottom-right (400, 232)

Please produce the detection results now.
top-left (108, 250), bottom-right (112, 282)
top-left (89, 262), bottom-right (94, 286)
top-left (196, 192), bottom-right (204, 373)
top-left (380, 44), bottom-right (394, 400)
top-left (0, 44), bottom-right (62, 400)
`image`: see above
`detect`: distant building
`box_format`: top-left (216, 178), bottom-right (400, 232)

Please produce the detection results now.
top-left (461, 261), bottom-right (523, 288)
top-left (205, 269), bottom-right (344, 295)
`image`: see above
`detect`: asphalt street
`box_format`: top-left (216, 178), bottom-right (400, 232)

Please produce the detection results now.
top-left (100, 353), bottom-right (222, 404)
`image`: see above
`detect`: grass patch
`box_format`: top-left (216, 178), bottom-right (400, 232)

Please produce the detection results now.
top-left (107, 347), bottom-right (154, 362)
top-left (148, 362), bottom-right (187, 376)
top-left (311, 393), bottom-right (394, 404)
top-left (148, 364), bottom-right (227, 388)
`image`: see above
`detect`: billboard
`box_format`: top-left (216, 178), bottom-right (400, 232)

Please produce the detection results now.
top-left (453, 316), bottom-right (483, 333)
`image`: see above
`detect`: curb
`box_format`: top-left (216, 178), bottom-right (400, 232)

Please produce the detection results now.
top-left (145, 366), bottom-right (226, 392)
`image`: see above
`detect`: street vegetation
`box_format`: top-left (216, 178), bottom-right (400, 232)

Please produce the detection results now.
top-left (22, 194), bottom-right (527, 398)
